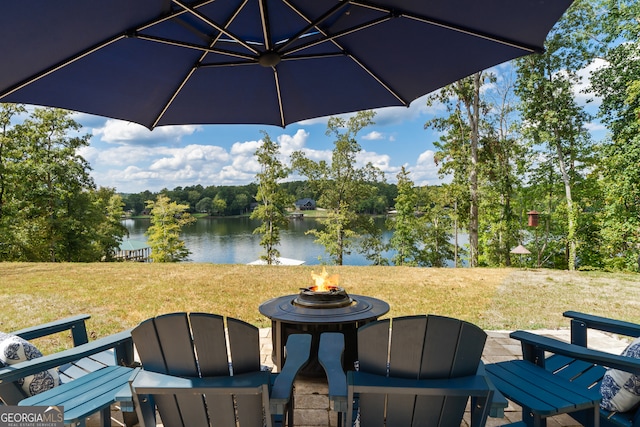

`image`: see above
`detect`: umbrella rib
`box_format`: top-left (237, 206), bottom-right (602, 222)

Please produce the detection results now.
top-left (172, 0), bottom-right (260, 55)
top-left (278, 6), bottom-right (407, 105)
top-left (351, 0), bottom-right (543, 53)
top-left (258, 0), bottom-right (273, 51)
top-left (134, 34), bottom-right (255, 61)
top-left (200, 52), bottom-right (346, 67)
top-left (0, 0), bottom-right (217, 101)
top-left (0, 34), bottom-right (125, 99)
top-left (277, 1), bottom-right (352, 53)
top-left (137, 0), bottom-right (217, 32)
top-left (151, 66), bottom-right (199, 129)
top-left (347, 53), bottom-right (408, 106)
top-left (280, 52), bottom-right (345, 61)
top-left (272, 68), bottom-right (285, 127)
top-left (151, 0), bottom-right (251, 128)
top-left (282, 15), bottom-right (390, 56)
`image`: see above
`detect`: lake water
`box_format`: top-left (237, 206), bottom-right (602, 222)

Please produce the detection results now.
top-left (123, 216), bottom-right (396, 265)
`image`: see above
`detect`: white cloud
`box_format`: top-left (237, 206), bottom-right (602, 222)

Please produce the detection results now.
top-left (573, 58), bottom-right (608, 107)
top-left (408, 150), bottom-right (450, 186)
top-left (148, 145), bottom-right (229, 171)
top-left (357, 150), bottom-right (398, 176)
top-left (219, 165), bottom-right (255, 183)
top-left (585, 121), bottom-right (607, 133)
top-left (92, 119), bottom-right (201, 145)
top-left (417, 150), bottom-right (436, 165)
top-left (362, 131), bottom-right (384, 140)
top-left (296, 93), bottom-right (441, 128)
top-left (278, 129), bottom-right (309, 154)
top-left (78, 107), bottom-right (447, 192)
top-left (368, 94), bottom-right (442, 126)
top-left (230, 140), bottom-right (261, 156)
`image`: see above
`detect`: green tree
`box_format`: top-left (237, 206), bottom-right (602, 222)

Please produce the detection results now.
top-left (211, 194), bottom-right (227, 216)
top-left (3, 107), bottom-right (106, 261)
top-left (419, 186), bottom-right (456, 267)
top-left (250, 132), bottom-right (292, 265)
top-left (358, 220), bottom-right (389, 266)
top-left (292, 111), bottom-right (383, 265)
top-left (589, 1), bottom-right (640, 270)
top-left (426, 72), bottom-right (494, 267)
top-left (195, 197), bottom-right (212, 214)
top-left (123, 193), bottom-right (145, 216)
top-left (145, 195), bottom-right (195, 262)
top-left (92, 188), bottom-right (129, 261)
top-left (478, 71), bottom-right (527, 267)
top-left (388, 167), bottom-right (422, 266)
top-left (0, 104), bottom-right (25, 257)
top-left (515, 1), bottom-right (596, 270)
top-left (230, 192), bottom-right (250, 215)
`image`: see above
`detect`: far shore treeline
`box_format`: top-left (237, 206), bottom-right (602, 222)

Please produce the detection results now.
top-left (119, 181), bottom-right (398, 218)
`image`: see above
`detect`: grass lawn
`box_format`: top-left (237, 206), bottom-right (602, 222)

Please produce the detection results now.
top-left (2, 263), bottom-right (639, 353)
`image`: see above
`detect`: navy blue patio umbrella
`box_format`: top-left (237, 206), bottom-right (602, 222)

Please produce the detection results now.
top-left (0, 0), bottom-right (572, 129)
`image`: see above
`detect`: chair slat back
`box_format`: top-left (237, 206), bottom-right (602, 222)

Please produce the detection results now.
top-left (132, 312), bottom-right (265, 427)
top-left (227, 317), bottom-right (260, 375)
top-left (356, 315), bottom-right (487, 427)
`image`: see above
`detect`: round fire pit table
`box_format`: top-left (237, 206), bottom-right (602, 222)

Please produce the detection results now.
top-left (259, 293), bottom-right (389, 377)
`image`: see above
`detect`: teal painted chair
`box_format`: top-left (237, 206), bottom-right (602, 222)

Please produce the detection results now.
top-left (489, 311), bottom-right (640, 427)
top-left (321, 315), bottom-right (495, 427)
top-left (1, 315), bottom-right (136, 427)
top-left (129, 312), bottom-right (311, 427)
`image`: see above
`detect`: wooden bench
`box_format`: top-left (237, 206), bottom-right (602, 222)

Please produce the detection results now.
top-left (0, 316), bottom-right (136, 427)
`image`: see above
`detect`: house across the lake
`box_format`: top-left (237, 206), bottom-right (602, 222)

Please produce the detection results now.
top-left (294, 198), bottom-right (316, 210)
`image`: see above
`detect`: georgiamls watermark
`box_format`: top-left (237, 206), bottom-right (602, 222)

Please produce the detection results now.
top-left (0, 406), bottom-right (63, 427)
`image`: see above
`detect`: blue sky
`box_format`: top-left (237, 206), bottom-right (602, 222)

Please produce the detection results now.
top-left (76, 92), bottom-right (447, 194)
top-left (72, 61), bottom-right (605, 194)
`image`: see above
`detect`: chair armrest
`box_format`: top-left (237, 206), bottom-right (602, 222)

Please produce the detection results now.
top-left (318, 333), bottom-right (347, 413)
top-left (510, 330), bottom-right (640, 374)
top-left (477, 362), bottom-right (508, 418)
top-left (0, 329), bottom-right (133, 384)
top-left (348, 371), bottom-right (493, 397)
top-left (13, 314), bottom-right (91, 346)
top-left (270, 334), bottom-right (311, 414)
top-left (563, 311), bottom-right (640, 346)
top-left (130, 369), bottom-right (271, 395)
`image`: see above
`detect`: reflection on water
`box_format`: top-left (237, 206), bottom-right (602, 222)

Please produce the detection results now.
top-left (123, 217), bottom-right (394, 265)
top-left (123, 216), bottom-right (466, 266)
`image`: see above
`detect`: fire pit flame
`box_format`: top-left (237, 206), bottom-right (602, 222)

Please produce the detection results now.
top-left (293, 267), bottom-right (352, 308)
top-left (310, 267), bottom-right (340, 292)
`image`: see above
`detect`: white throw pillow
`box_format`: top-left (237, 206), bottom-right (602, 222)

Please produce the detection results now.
top-left (600, 337), bottom-right (640, 412)
top-left (0, 332), bottom-right (59, 396)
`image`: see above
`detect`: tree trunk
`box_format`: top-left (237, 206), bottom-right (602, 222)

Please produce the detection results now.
top-left (554, 140), bottom-right (576, 270)
top-left (468, 73), bottom-right (481, 267)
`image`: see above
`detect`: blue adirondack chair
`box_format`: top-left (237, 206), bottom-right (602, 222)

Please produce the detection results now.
top-left (488, 311), bottom-right (640, 427)
top-left (320, 315), bottom-right (495, 427)
top-left (0, 315), bottom-right (136, 427)
top-left (128, 312), bottom-right (311, 427)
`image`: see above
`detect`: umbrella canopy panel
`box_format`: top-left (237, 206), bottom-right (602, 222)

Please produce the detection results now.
top-left (0, 0), bottom-right (572, 128)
